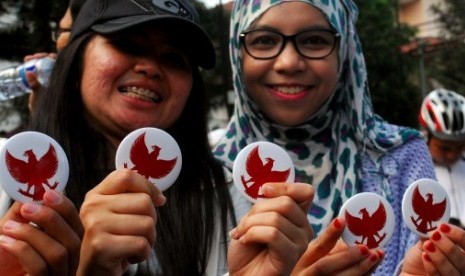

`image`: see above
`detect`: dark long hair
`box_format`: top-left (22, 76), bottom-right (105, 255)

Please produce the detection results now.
top-left (30, 31), bottom-right (236, 275)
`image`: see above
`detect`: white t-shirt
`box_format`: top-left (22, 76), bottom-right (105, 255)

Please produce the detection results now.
top-left (434, 157), bottom-right (465, 227)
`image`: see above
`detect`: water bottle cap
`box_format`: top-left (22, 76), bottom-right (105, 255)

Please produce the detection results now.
top-left (18, 67), bottom-right (30, 89)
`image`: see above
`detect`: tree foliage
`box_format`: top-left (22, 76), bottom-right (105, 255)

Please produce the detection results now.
top-left (429, 0), bottom-right (465, 93)
top-left (354, 0), bottom-right (420, 128)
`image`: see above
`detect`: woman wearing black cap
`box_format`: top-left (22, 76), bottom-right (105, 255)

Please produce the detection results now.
top-left (0, 0), bottom-right (314, 275)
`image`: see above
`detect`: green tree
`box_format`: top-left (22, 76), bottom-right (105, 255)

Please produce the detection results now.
top-left (354, 0), bottom-right (420, 128)
top-left (429, 0), bottom-right (465, 93)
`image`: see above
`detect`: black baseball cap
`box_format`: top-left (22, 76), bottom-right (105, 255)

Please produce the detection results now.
top-left (70, 0), bottom-right (215, 69)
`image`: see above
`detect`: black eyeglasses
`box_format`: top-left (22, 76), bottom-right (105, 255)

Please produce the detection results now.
top-left (51, 27), bottom-right (72, 42)
top-left (240, 29), bottom-right (340, 60)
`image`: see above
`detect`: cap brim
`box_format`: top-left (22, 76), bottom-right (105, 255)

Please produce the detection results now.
top-left (91, 15), bottom-right (215, 69)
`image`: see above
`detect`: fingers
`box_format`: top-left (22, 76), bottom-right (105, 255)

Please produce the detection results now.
top-left (262, 182), bottom-right (314, 213)
top-left (292, 218), bottom-right (383, 276)
top-left (82, 233), bottom-right (153, 265)
top-left (0, 193), bottom-right (82, 276)
top-left (293, 217), bottom-right (345, 272)
top-left (228, 182), bottom-right (313, 275)
top-left (42, 190), bottom-right (84, 238)
top-left (90, 169), bottom-right (166, 206)
top-left (78, 169), bottom-right (160, 275)
top-left (0, 221), bottom-right (67, 275)
top-left (23, 53), bottom-right (57, 62)
top-left (297, 244), bottom-right (383, 275)
top-left (81, 193), bottom-right (157, 246)
top-left (423, 223), bottom-right (465, 275)
top-left (0, 191), bottom-right (82, 276)
top-left (233, 196), bottom-right (312, 242)
top-left (25, 71), bottom-right (42, 90)
top-left (0, 246), bottom-right (23, 273)
top-left (23, 52), bottom-right (49, 62)
top-left (0, 235), bottom-right (52, 275)
top-left (0, 202), bottom-right (27, 225)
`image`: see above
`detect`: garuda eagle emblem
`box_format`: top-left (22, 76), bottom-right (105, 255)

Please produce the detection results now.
top-left (410, 185), bottom-right (447, 234)
top-left (241, 145), bottom-right (290, 199)
top-left (124, 132), bottom-right (177, 180)
top-left (5, 144), bottom-right (59, 201)
top-left (345, 201), bottom-right (387, 249)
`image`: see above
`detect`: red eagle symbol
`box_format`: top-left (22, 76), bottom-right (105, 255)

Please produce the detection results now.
top-left (410, 185), bottom-right (447, 234)
top-left (124, 132), bottom-right (177, 180)
top-left (5, 144), bottom-right (59, 201)
top-left (240, 145), bottom-right (290, 199)
top-left (345, 201), bottom-right (387, 249)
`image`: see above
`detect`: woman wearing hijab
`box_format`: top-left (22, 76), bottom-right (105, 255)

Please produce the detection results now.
top-left (214, 0), bottom-right (465, 274)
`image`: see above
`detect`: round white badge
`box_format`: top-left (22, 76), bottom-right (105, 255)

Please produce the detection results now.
top-left (115, 127), bottom-right (182, 192)
top-left (232, 141), bottom-right (295, 203)
top-left (402, 178), bottom-right (450, 238)
top-left (339, 192), bottom-right (395, 249)
top-left (0, 131), bottom-right (69, 203)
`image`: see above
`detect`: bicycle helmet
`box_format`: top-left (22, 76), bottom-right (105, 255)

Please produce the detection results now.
top-left (419, 88), bottom-right (465, 141)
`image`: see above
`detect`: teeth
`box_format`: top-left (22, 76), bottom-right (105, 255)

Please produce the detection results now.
top-left (120, 86), bottom-right (161, 103)
top-left (273, 86), bottom-right (307, 94)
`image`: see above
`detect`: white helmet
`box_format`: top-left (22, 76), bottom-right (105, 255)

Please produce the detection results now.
top-left (419, 88), bottom-right (465, 141)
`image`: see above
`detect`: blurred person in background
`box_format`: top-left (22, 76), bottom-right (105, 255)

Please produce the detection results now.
top-left (24, 0), bottom-right (86, 112)
top-left (419, 88), bottom-right (465, 229)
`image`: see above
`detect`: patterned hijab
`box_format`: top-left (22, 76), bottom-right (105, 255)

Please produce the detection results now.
top-left (213, 0), bottom-right (420, 233)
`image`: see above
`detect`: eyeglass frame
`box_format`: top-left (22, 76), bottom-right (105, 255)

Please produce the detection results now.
top-left (239, 29), bottom-right (340, 60)
top-left (51, 27), bottom-right (72, 42)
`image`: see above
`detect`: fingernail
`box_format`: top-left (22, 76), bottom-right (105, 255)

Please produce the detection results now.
top-left (263, 184), bottom-right (275, 196)
top-left (229, 228), bottom-right (238, 239)
top-left (370, 253), bottom-right (378, 262)
top-left (440, 224), bottom-right (451, 233)
top-left (424, 254), bottom-right (432, 262)
top-left (43, 190), bottom-right (62, 205)
top-left (22, 203), bottom-right (40, 215)
top-left (333, 218), bottom-right (342, 229)
top-left (431, 231), bottom-right (441, 241)
top-left (3, 220), bottom-right (21, 231)
top-left (425, 242), bottom-right (435, 253)
top-left (358, 245), bottom-right (369, 255)
top-left (155, 194), bottom-right (166, 206)
top-left (377, 249), bottom-right (385, 259)
top-left (0, 235), bottom-right (16, 244)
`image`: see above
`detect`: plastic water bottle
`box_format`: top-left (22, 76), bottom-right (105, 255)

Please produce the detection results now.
top-left (0, 57), bottom-right (55, 101)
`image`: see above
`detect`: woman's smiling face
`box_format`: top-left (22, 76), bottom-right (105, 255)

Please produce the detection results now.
top-left (242, 2), bottom-right (339, 126)
top-left (80, 25), bottom-right (193, 143)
